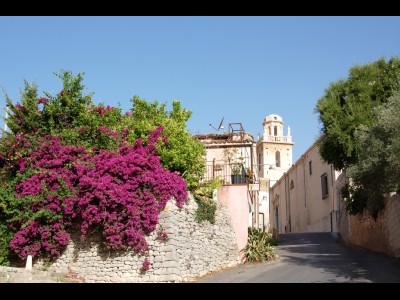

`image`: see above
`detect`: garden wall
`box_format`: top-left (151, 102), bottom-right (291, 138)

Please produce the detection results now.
top-left (34, 195), bottom-right (240, 282)
top-left (338, 194), bottom-right (400, 258)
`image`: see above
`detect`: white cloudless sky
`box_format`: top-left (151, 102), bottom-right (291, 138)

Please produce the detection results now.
top-left (1, 16), bottom-right (399, 161)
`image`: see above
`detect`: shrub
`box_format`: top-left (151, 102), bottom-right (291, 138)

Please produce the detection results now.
top-left (0, 70), bottom-right (200, 268)
top-left (193, 178), bottom-right (220, 224)
top-left (3, 70), bottom-right (205, 191)
top-left (141, 257), bottom-right (151, 272)
top-left (194, 196), bottom-right (217, 224)
top-left (0, 127), bottom-right (188, 264)
top-left (241, 227), bottom-right (277, 263)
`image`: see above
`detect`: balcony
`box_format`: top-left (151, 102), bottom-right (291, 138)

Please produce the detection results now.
top-left (263, 135), bottom-right (293, 143)
top-left (201, 161), bottom-right (255, 185)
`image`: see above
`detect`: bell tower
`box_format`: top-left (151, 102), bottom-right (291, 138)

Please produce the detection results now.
top-left (255, 114), bottom-right (294, 230)
top-left (256, 114), bottom-right (294, 182)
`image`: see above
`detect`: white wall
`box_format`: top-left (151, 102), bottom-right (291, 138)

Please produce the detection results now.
top-left (270, 141), bottom-right (341, 233)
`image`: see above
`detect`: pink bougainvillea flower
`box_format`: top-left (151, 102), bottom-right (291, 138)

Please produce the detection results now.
top-left (8, 126), bottom-right (188, 264)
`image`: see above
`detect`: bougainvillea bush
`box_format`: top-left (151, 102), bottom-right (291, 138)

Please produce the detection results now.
top-left (4, 70), bottom-right (205, 190)
top-left (0, 70), bottom-right (195, 266)
top-left (0, 127), bottom-right (187, 264)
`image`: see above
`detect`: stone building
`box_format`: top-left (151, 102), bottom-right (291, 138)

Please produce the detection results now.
top-left (195, 114), bottom-right (293, 229)
top-left (255, 114), bottom-right (294, 229)
top-left (197, 114), bottom-right (400, 259)
top-left (269, 139), bottom-right (342, 234)
top-left (194, 123), bottom-right (256, 185)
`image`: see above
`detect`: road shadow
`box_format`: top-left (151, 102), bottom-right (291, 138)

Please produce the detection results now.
top-left (277, 232), bottom-right (400, 283)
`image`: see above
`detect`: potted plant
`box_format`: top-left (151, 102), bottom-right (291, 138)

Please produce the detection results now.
top-left (223, 148), bottom-right (246, 184)
top-left (245, 167), bottom-right (255, 184)
top-left (231, 163), bottom-right (245, 184)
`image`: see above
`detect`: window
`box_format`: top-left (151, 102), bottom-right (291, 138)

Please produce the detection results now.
top-left (274, 126), bottom-right (277, 136)
top-left (321, 173), bottom-right (329, 199)
top-left (275, 151), bottom-right (280, 168)
top-left (309, 161), bottom-right (312, 175)
top-left (268, 127), bottom-right (271, 136)
top-left (258, 153), bottom-right (262, 172)
top-left (290, 180), bottom-right (294, 190)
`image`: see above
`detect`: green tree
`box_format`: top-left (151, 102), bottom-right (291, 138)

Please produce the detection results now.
top-left (315, 57), bottom-right (400, 170)
top-left (42, 71), bottom-right (93, 135)
top-left (0, 70), bottom-right (205, 265)
top-left (4, 81), bottom-right (42, 135)
top-left (125, 96), bottom-right (206, 190)
top-left (2, 70), bottom-right (205, 190)
top-left (4, 70), bottom-right (93, 137)
top-left (344, 92), bottom-right (400, 216)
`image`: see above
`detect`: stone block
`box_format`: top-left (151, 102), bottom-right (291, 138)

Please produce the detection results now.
top-left (158, 274), bottom-right (177, 282)
top-left (148, 274), bottom-right (160, 282)
top-left (164, 252), bottom-right (178, 261)
top-left (162, 261), bottom-right (178, 268)
top-left (152, 262), bottom-right (162, 268)
top-left (159, 245), bottom-right (174, 252)
top-left (153, 268), bottom-right (163, 275)
top-left (154, 256), bottom-right (164, 263)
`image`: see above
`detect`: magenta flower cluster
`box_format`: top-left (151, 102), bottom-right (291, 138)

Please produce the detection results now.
top-left (156, 228), bottom-right (169, 242)
top-left (141, 257), bottom-right (151, 272)
top-left (38, 97), bottom-right (48, 104)
top-left (96, 105), bottom-right (114, 116)
top-left (7, 126), bottom-right (188, 260)
top-left (98, 126), bottom-right (120, 139)
top-left (10, 220), bottom-right (71, 259)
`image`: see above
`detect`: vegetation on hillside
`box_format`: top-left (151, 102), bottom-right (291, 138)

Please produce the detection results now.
top-left (315, 57), bottom-right (400, 171)
top-left (343, 92), bottom-right (400, 216)
top-left (315, 57), bottom-right (400, 215)
top-left (0, 70), bottom-right (204, 267)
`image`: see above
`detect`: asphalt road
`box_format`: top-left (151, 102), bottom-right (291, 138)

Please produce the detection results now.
top-left (197, 232), bottom-right (400, 283)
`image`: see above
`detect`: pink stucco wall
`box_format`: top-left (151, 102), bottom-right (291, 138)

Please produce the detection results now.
top-left (218, 185), bottom-right (249, 262)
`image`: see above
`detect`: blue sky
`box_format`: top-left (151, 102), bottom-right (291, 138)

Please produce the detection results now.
top-left (1, 16), bottom-right (399, 161)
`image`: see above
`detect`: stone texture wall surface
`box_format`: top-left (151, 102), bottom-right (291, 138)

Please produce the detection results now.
top-left (0, 266), bottom-right (83, 283)
top-left (336, 173), bottom-right (350, 242)
top-left (338, 194), bottom-right (400, 258)
top-left (33, 195), bottom-right (240, 282)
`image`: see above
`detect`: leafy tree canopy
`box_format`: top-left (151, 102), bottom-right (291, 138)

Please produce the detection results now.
top-left (0, 70), bottom-right (204, 265)
top-left (344, 92), bottom-right (400, 216)
top-left (315, 56), bottom-right (400, 170)
top-left (2, 70), bottom-right (205, 190)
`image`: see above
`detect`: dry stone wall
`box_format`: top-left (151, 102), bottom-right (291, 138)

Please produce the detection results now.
top-left (338, 194), bottom-right (400, 258)
top-left (34, 195), bottom-right (240, 282)
top-left (0, 266), bottom-right (83, 283)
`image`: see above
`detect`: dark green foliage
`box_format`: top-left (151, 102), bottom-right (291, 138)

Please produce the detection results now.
top-left (193, 178), bottom-right (221, 224)
top-left (0, 70), bottom-right (204, 265)
top-left (241, 227), bottom-right (277, 263)
top-left (0, 208), bottom-right (13, 266)
top-left (193, 195), bottom-right (217, 224)
top-left (42, 71), bottom-right (93, 134)
top-left (0, 172), bottom-right (33, 265)
top-left (316, 57), bottom-right (400, 216)
top-left (2, 70), bottom-right (205, 191)
top-left (343, 92), bottom-right (400, 217)
top-left (315, 57), bottom-right (400, 170)
top-left (126, 97), bottom-right (206, 191)
top-left (4, 71), bottom-right (93, 137)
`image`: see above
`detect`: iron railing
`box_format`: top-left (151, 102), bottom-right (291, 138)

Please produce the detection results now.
top-left (202, 161), bottom-right (253, 185)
